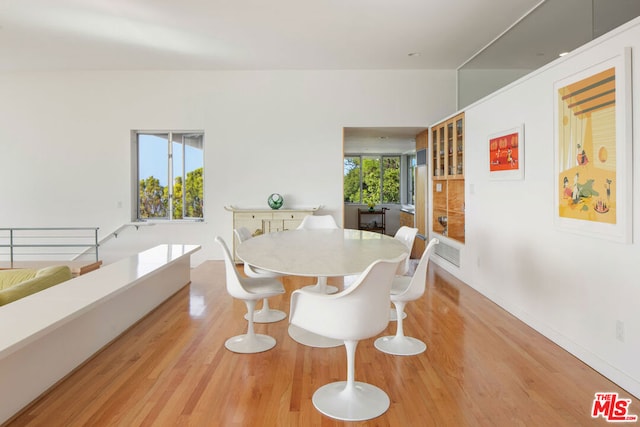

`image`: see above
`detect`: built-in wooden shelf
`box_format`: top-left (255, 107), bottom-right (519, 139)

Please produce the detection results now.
top-left (431, 113), bottom-right (465, 243)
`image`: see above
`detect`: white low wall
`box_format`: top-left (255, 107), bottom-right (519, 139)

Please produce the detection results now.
top-left (0, 244), bottom-right (201, 424)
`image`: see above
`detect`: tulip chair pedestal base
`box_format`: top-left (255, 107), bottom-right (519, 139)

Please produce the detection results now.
top-left (225, 333), bottom-right (276, 353)
top-left (244, 299), bottom-right (286, 323)
top-left (245, 308), bottom-right (287, 323)
top-left (312, 381), bottom-right (390, 422)
top-left (374, 335), bottom-right (426, 356)
top-left (388, 308), bottom-right (407, 321)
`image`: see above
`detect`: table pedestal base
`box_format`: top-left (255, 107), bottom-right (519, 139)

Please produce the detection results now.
top-left (288, 324), bottom-right (342, 348)
top-left (302, 276), bottom-right (338, 294)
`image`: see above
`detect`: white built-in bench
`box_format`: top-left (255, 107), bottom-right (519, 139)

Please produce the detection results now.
top-left (0, 244), bottom-right (200, 424)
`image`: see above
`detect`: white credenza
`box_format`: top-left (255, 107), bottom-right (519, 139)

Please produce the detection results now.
top-left (225, 207), bottom-right (317, 262)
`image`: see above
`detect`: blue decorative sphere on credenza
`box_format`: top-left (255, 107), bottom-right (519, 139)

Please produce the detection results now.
top-left (268, 193), bottom-right (284, 209)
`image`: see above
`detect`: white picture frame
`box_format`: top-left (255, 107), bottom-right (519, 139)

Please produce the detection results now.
top-left (553, 47), bottom-right (633, 243)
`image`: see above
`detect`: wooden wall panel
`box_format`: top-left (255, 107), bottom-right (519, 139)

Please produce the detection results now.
top-left (414, 165), bottom-right (427, 256)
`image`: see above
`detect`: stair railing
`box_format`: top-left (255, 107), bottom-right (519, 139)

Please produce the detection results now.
top-left (0, 227), bottom-right (99, 268)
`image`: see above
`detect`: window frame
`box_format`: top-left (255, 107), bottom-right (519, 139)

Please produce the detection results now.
top-left (133, 130), bottom-right (204, 222)
top-left (343, 153), bottom-right (413, 206)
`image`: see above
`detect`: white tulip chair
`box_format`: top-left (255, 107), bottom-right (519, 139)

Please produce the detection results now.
top-left (393, 226), bottom-right (419, 275)
top-left (388, 226), bottom-right (419, 321)
top-left (296, 215), bottom-right (339, 294)
top-left (289, 253), bottom-right (407, 421)
top-left (234, 227), bottom-right (287, 323)
top-left (375, 238), bottom-right (439, 356)
top-left (296, 214), bottom-right (339, 230)
top-left (215, 236), bottom-right (285, 353)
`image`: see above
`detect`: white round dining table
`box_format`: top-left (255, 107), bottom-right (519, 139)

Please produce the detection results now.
top-left (236, 228), bottom-right (409, 348)
top-left (236, 228), bottom-right (408, 278)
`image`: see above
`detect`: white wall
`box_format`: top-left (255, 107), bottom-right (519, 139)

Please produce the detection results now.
top-left (431, 18), bottom-right (640, 397)
top-left (0, 70), bottom-right (456, 265)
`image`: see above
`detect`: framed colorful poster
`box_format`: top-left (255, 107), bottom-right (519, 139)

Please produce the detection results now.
top-left (554, 47), bottom-right (633, 243)
top-left (488, 124), bottom-right (524, 180)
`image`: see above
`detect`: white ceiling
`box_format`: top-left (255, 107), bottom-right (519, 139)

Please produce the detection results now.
top-left (0, 0), bottom-right (542, 72)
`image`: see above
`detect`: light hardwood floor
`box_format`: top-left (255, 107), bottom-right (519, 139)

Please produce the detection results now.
top-left (6, 260), bottom-right (635, 426)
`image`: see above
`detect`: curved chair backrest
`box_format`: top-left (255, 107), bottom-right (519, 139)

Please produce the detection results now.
top-left (233, 227), bottom-right (281, 279)
top-left (394, 226), bottom-right (418, 274)
top-left (234, 227), bottom-right (253, 243)
top-left (290, 253), bottom-right (407, 341)
top-left (394, 226), bottom-right (418, 251)
top-left (297, 215), bottom-right (339, 230)
top-left (215, 236), bottom-right (252, 299)
top-left (397, 238), bottom-right (439, 301)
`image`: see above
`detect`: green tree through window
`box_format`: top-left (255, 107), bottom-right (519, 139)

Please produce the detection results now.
top-left (343, 157), bottom-right (361, 203)
top-left (382, 157), bottom-right (400, 203)
top-left (139, 176), bottom-right (168, 218)
top-left (184, 168), bottom-right (204, 218)
top-left (362, 157), bottom-right (381, 206)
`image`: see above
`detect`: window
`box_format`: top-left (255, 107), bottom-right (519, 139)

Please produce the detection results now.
top-left (406, 153), bottom-right (416, 205)
top-left (381, 156), bottom-right (400, 204)
top-left (343, 154), bottom-right (403, 205)
top-left (135, 131), bottom-right (204, 221)
top-left (343, 156), bottom-right (362, 203)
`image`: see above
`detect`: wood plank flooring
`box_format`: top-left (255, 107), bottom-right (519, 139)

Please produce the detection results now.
top-left (5, 260), bottom-right (636, 426)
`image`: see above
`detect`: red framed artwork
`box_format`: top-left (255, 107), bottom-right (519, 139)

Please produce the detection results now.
top-left (488, 124), bottom-right (524, 180)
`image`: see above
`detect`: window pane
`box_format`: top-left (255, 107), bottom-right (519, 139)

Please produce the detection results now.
top-left (172, 137), bottom-right (184, 219)
top-left (362, 156), bottom-right (381, 206)
top-left (183, 134), bottom-right (204, 219)
top-left (343, 156), bottom-right (362, 203)
top-left (382, 156), bottom-right (400, 203)
top-left (138, 134), bottom-right (169, 219)
top-left (407, 154), bottom-right (416, 205)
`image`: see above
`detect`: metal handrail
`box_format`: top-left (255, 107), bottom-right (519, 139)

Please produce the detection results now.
top-left (0, 227), bottom-right (99, 267)
top-left (68, 222), bottom-right (157, 261)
